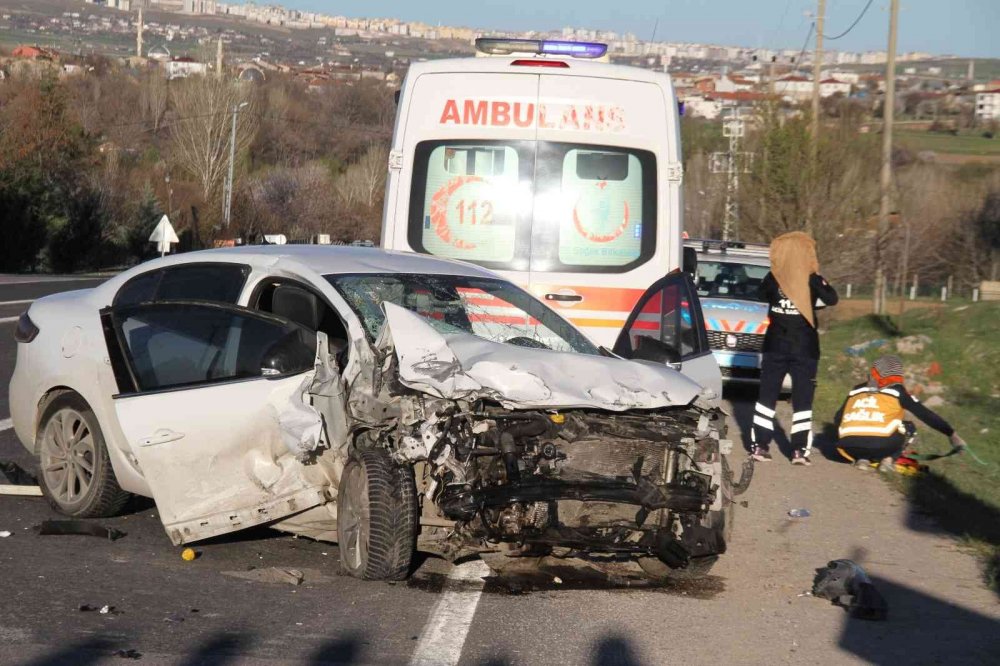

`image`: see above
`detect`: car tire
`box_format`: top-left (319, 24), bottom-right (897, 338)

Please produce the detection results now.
top-left (37, 393), bottom-right (131, 518)
top-left (337, 448), bottom-right (417, 580)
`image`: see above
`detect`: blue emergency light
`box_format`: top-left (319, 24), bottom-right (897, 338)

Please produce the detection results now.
top-left (475, 38), bottom-right (608, 59)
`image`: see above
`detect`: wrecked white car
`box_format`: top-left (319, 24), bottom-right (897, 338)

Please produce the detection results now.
top-left (9, 246), bottom-right (751, 580)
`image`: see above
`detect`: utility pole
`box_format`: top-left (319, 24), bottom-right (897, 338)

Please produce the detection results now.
top-left (811, 0), bottom-right (826, 145)
top-left (136, 7), bottom-right (143, 58)
top-left (875, 0), bottom-right (899, 315)
top-left (223, 101), bottom-right (249, 228)
top-left (711, 108), bottom-right (751, 241)
top-left (216, 36), bottom-right (224, 79)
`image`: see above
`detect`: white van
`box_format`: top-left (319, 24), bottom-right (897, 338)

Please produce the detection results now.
top-left (381, 38), bottom-right (720, 393)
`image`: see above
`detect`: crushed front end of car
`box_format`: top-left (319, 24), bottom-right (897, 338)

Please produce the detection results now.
top-left (341, 303), bottom-right (754, 580)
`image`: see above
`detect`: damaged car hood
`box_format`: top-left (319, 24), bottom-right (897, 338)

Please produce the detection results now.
top-left (382, 303), bottom-right (703, 411)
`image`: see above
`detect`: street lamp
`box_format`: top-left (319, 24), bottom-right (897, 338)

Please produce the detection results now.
top-left (223, 101), bottom-right (250, 227)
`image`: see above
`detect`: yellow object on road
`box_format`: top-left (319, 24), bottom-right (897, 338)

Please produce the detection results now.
top-left (181, 548), bottom-right (197, 561)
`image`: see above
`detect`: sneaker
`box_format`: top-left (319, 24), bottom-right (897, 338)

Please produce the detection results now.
top-left (878, 456), bottom-right (896, 473)
top-left (751, 447), bottom-right (773, 462)
top-left (853, 459), bottom-right (874, 471)
top-left (791, 451), bottom-right (812, 466)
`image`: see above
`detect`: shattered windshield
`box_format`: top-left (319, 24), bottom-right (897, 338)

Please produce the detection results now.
top-left (326, 273), bottom-right (599, 355)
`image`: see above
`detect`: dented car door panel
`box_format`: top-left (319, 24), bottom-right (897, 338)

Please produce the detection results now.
top-left (101, 302), bottom-right (338, 544)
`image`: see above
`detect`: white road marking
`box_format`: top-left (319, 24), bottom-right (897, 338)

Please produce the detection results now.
top-left (0, 317), bottom-right (19, 325)
top-left (0, 300), bottom-right (33, 307)
top-left (409, 559), bottom-right (491, 666)
top-left (0, 419), bottom-right (12, 432)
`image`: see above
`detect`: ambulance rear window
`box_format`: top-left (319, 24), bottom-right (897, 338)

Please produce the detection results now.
top-left (408, 140), bottom-right (656, 273)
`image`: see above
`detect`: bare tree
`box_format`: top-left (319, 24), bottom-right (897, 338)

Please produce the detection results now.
top-left (139, 70), bottom-right (169, 133)
top-left (169, 77), bottom-right (258, 203)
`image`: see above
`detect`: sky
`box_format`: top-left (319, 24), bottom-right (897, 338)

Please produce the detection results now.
top-left (249, 0), bottom-right (999, 58)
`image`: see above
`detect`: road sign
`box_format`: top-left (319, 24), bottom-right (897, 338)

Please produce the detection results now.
top-left (148, 215), bottom-right (179, 256)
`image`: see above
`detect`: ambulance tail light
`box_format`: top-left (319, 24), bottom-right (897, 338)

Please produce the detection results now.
top-left (475, 38), bottom-right (608, 59)
top-left (511, 59), bottom-right (570, 68)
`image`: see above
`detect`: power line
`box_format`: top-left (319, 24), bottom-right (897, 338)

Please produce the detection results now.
top-left (823, 0), bottom-right (875, 40)
top-left (796, 22), bottom-right (815, 67)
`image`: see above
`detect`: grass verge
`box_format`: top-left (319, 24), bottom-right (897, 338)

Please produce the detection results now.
top-left (814, 303), bottom-right (1000, 590)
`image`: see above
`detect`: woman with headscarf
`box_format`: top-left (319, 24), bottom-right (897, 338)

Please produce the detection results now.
top-left (751, 232), bottom-right (838, 466)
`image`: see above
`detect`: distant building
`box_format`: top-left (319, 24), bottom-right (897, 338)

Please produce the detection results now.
top-left (819, 78), bottom-right (851, 97)
top-left (164, 56), bottom-right (207, 79)
top-left (774, 75), bottom-right (813, 101)
top-left (975, 90), bottom-right (1000, 122)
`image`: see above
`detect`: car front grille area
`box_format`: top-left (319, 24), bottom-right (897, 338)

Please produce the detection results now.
top-left (707, 330), bottom-right (764, 352)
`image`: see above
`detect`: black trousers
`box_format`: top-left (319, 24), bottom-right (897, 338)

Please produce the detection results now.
top-left (836, 434), bottom-right (906, 462)
top-left (751, 352), bottom-right (818, 454)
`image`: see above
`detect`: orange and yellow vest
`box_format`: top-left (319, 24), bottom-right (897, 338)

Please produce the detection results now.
top-left (838, 386), bottom-right (906, 438)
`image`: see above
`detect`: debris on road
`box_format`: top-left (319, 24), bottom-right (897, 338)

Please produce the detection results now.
top-left (812, 559), bottom-right (888, 621)
top-left (787, 509), bottom-right (811, 518)
top-left (113, 649), bottom-right (142, 659)
top-left (0, 530), bottom-right (10, 537)
top-left (0, 461), bottom-right (43, 496)
top-left (222, 567), bottom-right (306, 585)
top-left (181, 548), bottom-right (198, 561)
top-left (79, 604), bottom-right (122, 615)
top-left (37, 520), bottom-right (126, 541)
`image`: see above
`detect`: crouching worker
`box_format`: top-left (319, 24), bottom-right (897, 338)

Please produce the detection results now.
top-left (833, 355), bottom-right (966, 470)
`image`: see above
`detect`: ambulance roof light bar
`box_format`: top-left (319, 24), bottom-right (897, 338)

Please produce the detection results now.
top-left (475, 38), bottom-right (608, 60)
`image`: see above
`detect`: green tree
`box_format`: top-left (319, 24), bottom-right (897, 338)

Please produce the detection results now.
top-left (47, 187), bottom-right (107, 273)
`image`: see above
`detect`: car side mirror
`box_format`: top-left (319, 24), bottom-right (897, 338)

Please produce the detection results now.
top-left (632, 335), bottom-right (682, 366)
top-left (260, 330), bottom-right (316, 377)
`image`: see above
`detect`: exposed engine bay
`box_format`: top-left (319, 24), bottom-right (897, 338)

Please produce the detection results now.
top-left (361, 390), bottom-right (752, 575)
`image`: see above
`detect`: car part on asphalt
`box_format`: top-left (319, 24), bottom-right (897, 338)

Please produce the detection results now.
top-left (113, 649), bottom-right (142, 660)
top-left (37, 519), bottom-right (126, 541)
top-left (812, 559), bottom-right (888, 621)
top-left (222, 567), bottom-right (306, 585)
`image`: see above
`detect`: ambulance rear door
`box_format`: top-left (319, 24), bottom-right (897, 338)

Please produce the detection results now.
top-left (387, 70), bottom-right (539, 281)
top-left (528, 73), bottom-right (678, 348)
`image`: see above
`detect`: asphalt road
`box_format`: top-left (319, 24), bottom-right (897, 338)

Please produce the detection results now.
top-left (1, 277), bottom-right (998, 665)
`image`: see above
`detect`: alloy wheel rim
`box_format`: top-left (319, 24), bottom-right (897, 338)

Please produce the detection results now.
top-left (40, 408), bottom-right (96, 506)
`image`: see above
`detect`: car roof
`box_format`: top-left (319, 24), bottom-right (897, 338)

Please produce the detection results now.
top-left (160, 245), bottom-right (500, 278)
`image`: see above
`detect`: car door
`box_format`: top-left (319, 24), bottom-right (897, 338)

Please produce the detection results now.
top-left (612, 271), bottom-right (722, 397)
top-left (101, 301), bottom-right (329, 545)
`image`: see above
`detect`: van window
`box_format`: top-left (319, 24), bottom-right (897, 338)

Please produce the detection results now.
top-left (408, 140), bottom-right (656, 274)
top-left (416, 143), bottom-right (529, 266)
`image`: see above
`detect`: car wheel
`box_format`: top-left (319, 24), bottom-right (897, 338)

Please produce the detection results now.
top-left (338, 448), bottom-right (417, 580)
top-left (37, 393), bottom-right (131, 518)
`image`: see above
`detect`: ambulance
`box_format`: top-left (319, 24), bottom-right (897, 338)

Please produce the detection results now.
top-left (381, 38), bottom-right (720, 392)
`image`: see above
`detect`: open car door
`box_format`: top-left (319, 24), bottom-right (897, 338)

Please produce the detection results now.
top-left (100, 301), bottom-right (330, 545)
top-left (612, 271), bottom-right (722, 398)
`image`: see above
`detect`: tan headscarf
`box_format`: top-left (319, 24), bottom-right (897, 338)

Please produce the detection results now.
top-left (770, 231), bottom-right (819, 327)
